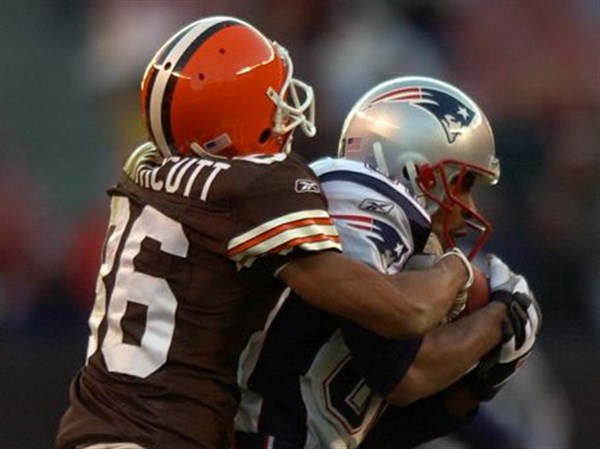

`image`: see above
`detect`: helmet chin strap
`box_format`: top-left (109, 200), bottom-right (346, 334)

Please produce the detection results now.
top-left (405, 160), bottom-right (430, 211)
top-left (372, 141), bottom-right (389, 175)
top-left (372, 142), bottom-right (429, 213)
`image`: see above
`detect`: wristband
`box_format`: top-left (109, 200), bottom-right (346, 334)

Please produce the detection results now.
top-left (439, 247), bottom-right (474, 291)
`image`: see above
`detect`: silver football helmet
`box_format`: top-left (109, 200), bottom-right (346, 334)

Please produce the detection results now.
top-left (338, 76), bottom-right (500, 258)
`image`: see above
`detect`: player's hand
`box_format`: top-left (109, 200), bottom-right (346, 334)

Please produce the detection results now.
top-left (486, 254), bottom-right (542, 363)
top-left (406, 247), bottom-right (474, 322)
top-left (405, 246), bottom-right (474, 322)
top-left (465, 332), bottom-right (535, 402)
top-left (465, 352), bottom-right (531, 401)
top-left (439, 248), bottom-right (474, 322)
top-left (464, 254), bottom-right (543, 401)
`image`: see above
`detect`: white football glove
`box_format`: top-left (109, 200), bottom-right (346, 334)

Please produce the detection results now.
top-left (487, 254), bottom-right (542, 364)
top-left (463, 254), bottom-right (542, 401)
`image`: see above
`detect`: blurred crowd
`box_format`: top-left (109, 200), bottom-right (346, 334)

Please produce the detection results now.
top-left (1, 1), bottom-right (598, 448)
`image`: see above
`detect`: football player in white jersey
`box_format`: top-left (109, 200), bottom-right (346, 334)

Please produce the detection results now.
top-left (234, 77), bottom-right (541, 449)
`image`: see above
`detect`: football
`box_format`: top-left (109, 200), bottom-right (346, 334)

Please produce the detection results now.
top-left (460, 268), bottom-right (491, 317)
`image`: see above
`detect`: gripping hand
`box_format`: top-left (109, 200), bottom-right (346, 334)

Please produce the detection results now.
top-left (466, 255), bottom-right (542, 400)
top-left (487, 254), bottom-right (542, 363)
top-left (405, 246), bottom-right (474, 322)
top-left (439, 248), bottom-right (474, 321)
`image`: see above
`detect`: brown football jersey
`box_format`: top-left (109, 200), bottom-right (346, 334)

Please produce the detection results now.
top-left (56, 144), bottom-right (341, 449)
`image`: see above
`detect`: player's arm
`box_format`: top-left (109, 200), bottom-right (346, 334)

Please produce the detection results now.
top-left (235, 157), bottom-right (470, 340)
top-left (279, 248), bottom-right (471, 339)
top-left (360, 347), bottom-right (530, 449)
top-left (385, 301), bottom-right (506, 406)
top-left (384, 254), bottom-right (542, 405)
top-left (358, 381), bottom-right (480, 449)
top-left (359, 257), bottom-right (542, 449)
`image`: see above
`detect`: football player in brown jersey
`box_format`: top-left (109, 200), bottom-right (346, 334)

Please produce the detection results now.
top-left (55, 18), bottom-right (474, 449)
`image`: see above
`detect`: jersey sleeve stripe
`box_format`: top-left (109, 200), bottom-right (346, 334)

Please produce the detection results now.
top-left (332, 214), bottom-right (375, 231)
top-left (319, 171), bottom-right (429, 227)
top-left (228, 216), bottom-right (335, 257)
top-left (236, 233), bottom-right (340, 267)
top-left (319, 170), bottom-right (431, 249)
top-left (228, 210), bottom-right (335, 251)
top-left (266, 233), bottom-right (341, 256)
top-left (228, 222), bottom-right (340, 262)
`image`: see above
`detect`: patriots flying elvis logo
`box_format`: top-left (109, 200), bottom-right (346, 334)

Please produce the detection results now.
top-left (364, 87), bottom-right (476, 144)
top-left (333, 214), bottom-right (409, 269)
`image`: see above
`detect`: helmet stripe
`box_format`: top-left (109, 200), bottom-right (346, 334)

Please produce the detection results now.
top-left (153, 21), bottom-right (198, 66)
top-left (162, 20), bottom-right (238, 155)
top-left (144, 21), bottom-right (198, 155)
top-left (148, 18), bottom-right (240, 156)
top-left (173, 21), bottom-right (237, 73)
top-left (143, 66), bottom-right (159, 148)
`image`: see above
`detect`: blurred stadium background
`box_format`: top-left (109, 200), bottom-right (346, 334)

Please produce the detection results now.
top-left (0, 1), bottom-right (598, 448)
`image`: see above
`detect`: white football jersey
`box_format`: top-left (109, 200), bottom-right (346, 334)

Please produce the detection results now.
top-left (312, 158), bottom-right (430, 275)
top-left (235, 158), bottom-right (431, 449)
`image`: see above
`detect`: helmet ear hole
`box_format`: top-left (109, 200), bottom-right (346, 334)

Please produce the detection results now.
top-left (401, 166), bottom-right (411, 182)
top-left (259, 129), bottom-right (271, 144)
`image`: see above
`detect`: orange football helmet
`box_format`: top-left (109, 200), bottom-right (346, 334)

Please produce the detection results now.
top-left (140, 16), bottom-right (315, 158)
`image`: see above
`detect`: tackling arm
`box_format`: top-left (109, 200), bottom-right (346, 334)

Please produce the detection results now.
top-left (385, 301), bottom-right (506, 406)
top-left (384, 254), bottom-right (542, 406)
top-left (279, 249), bottom-right (470, 339)
top-left (360, 254), bottom-right (543, 448)
top-left (358, 381), bottom-right (481, 449)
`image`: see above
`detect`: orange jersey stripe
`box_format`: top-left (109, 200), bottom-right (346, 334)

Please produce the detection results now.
top-left (228, 216), bottom-right (335, 257)
top-left (236, 233), bottom-right (341, 267)
top-left (267, 233), bottom-right (341, 256)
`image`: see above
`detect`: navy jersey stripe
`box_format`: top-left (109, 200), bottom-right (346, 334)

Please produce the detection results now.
top-left (247, 295), bottom-right (338, 445)
top-left (340, 320), bottom-right (423, 396)
top-left (318, 170), bottom-right (431, 251)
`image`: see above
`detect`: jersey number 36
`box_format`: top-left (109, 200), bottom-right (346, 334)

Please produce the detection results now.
top-left (86, 196), bottom-right (189, 378)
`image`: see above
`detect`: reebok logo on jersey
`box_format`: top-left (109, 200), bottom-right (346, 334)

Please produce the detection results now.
top-left (295, 179), bottom-right (321, 194)
top-left (359, 198), bottom-right (394, 214)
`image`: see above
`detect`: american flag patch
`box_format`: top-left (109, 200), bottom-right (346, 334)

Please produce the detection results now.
top-left (203, 133), bottom-right (232, 153)
top-left (345, 137), bottom-right (362, 152)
